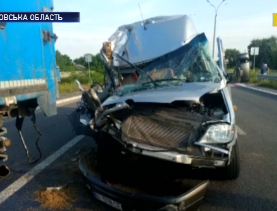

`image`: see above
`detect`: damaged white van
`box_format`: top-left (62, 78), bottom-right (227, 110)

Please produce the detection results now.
top-left (69, 15), bottom-right (240, 211)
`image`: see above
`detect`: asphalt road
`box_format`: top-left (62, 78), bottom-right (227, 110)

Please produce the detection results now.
top-left (0, 85), bottom-right (277, 211)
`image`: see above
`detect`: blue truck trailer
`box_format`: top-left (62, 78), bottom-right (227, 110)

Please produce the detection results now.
top-left (0, 0), bottom-right (60, 173)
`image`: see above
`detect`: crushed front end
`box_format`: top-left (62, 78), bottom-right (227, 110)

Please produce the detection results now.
top-left (89, 30), bottom-right (237, 172)
top-left (68, 15), bottom-right (239, 211)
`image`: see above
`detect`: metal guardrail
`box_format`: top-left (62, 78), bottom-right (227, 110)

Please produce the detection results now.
top-left (257, 74), bottom-right (277, 81)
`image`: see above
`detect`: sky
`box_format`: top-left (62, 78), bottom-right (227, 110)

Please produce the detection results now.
top-left (53, 0), bottom-right (277, 60)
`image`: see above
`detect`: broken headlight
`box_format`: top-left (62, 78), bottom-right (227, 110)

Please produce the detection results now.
top-left (200, 124), bottom-right (235, 144)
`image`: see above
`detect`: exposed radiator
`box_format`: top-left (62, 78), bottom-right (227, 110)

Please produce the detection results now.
top-left (121, 107), bottom-right (203, 151)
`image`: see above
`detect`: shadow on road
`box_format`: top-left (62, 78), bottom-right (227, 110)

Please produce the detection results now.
top-left (204, 188), bottom-right (277, 211)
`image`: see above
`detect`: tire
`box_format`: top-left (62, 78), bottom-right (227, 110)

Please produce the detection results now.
top-left (223, 142), bottom-right (240, 180)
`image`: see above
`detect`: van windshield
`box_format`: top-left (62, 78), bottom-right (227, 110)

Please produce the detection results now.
top-left (116, 34), bottom-right (222, 96)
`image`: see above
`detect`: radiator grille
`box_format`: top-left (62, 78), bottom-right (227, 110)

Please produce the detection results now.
top-left (122, 113), bottom-right (196, 150)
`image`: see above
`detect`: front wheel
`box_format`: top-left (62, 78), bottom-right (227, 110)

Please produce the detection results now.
top-left (223, 142), bottom-right (240, 180)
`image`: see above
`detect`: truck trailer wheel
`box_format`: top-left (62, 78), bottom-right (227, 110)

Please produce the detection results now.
top-left (223, 142), bottom-right (240, 180)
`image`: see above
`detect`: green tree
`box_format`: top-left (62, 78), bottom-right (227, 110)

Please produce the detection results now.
top-left (225, 49), bottom-right (240, 68)
top-left (56, 50), bottom-right (105, 73)
top-left (73, 56), bottom-right (86, 67)
top-left (247, 36), bottom-right (277, 69)
top-left (56, 50), bottom-right (75, 72)
top-left (92, 53), bottom-right (105, 73)
top-left (73, 53), bottom-right (105, 73)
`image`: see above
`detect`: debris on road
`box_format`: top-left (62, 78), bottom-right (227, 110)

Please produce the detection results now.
top-left (35, 188), bottom-right (76, 210)
top-left (46, 180), bottom-right (75, 191)
top-left (71, 158), bottom-right (78, 162)
top-left (46, 184), bottom-right (68, 191)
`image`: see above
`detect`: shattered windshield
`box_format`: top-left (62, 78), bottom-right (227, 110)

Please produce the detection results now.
top-left (117, 34), bottom-right (222, 96)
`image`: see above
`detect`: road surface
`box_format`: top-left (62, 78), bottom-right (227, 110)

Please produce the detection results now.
top-left (0, 85), bottom-right (276, 211)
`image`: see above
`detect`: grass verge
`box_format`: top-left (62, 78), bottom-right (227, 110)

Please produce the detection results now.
top-left (58, 70), bottom-right (104, 94)
top-left (61, 71), bottom-right (104, 84)
top-left (259, 81), bottom-right (277, 90)
top-left (249, 68), bottom-right (277, 90)
top-left (249, 69), bottom-right (259, 83)
top-left (59, 83), bottom-right (91, 94)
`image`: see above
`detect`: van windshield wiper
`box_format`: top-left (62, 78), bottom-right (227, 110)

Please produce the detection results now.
top-left (141, 78), bottom-right (185, 85)
top-left (151, 78), bottom-right (185, 82)
top-left (113, 53), bottom-right (159, 88)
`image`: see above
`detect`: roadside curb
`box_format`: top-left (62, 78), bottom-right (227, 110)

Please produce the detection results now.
top-left (232, 83), bottom-right (277, 96)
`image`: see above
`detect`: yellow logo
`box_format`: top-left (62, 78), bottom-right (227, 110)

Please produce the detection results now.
top-left (274, 13), bottom-right (277, 26)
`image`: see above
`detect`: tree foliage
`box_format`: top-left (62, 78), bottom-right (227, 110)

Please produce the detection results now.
top-left (56, 51), bottom-right (105, 73)
top-left (56, 50), bottom-right (76, 72)
top-left (56, 35), bottom-right (277, 74)
top-left (225, 49), bottom-right (240, 68)
top-left (73, 53), bottom-right (105, 73)
top-left (247, 36), bottom-right (277, 69)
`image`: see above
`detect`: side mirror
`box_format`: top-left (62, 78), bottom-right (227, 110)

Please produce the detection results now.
top-left (88, 88), bottom-right (102, 110)
top-left (226, 73), bottom-right (233, 83)
top-left (91, 82), bottom-right (103, 93)
top-left (75, 79), bottom-right (84, 91)
top-left (81, 87), bottom-right (103, 113)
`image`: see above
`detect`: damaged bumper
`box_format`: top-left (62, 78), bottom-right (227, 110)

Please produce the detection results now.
top-left (124, 128), bottom-right (236, 169)
top-left (128, 147), bottom-right (228, 168)
top-left (79, 150), bottom-right (209, 211)
top-left (120, 120), bottom-right (237, 168)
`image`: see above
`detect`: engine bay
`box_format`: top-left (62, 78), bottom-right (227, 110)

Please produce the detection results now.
top-left (97, 91), bottom-right (229, 156)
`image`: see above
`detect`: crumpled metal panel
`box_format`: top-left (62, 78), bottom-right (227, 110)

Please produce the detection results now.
top-left (102, 82), bottom-right (222, 106)
top-left (102, 33), bottom-right (227, 107)
top-left (107, 15), bottom-right (199, 67)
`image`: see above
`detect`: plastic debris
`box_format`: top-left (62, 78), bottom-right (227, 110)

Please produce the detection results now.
top-left (46, 184), bottom-right (68, 191)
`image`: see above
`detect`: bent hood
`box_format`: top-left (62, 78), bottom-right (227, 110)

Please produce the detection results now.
top-left (102, 82), bottom-right (224, 107)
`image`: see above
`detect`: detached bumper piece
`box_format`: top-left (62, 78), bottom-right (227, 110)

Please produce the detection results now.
top-left (79, 150), bottom-right (209, 211)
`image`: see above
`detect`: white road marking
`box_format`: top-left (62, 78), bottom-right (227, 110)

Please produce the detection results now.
top-left (236, 125), bottom-right (246, 135)
top-left (0, 135), bottom-right (85, 205)
top-left (232, 83), bottom-right (277, 96)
